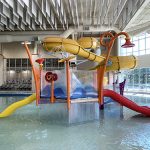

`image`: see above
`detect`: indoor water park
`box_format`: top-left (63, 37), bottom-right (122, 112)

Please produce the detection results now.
top-left (1, 0), bottom-right (150, 150)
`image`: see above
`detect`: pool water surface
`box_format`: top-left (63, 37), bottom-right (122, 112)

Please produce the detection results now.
top-left (0, 94), bottom-right (150, 150)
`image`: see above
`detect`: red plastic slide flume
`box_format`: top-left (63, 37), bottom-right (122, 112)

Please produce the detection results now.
top-left (103, 89), bottom-right (150, 116)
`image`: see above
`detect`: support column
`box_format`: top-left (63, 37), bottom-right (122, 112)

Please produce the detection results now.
top-left (98, 66), bottom-right (105, 109)
top-left (50, 80), bottom-right (55, 103)
top-left (66, 60), bottom-right (71, 110)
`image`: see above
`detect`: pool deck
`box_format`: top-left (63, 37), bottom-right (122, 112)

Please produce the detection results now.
top-left (0, 91), bottom-right (33, 96)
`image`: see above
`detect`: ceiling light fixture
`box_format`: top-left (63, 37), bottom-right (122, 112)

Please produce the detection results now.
top-left (21, 41), bottom-right (31, 45)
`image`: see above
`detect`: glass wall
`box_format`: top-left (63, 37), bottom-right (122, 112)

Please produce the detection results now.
top-left (120, 68), bottom-right (150, 93)
top-left (6, 58), bottom-right (65, 81)
top-left (119, 32), bottom-right (150, 93)
top-left (43, 58), bottom-right (64, 71)
top-left (6, 58), bottom-right (32, 81)
top-left (119, 32), bottom-right (150, 56)
top-left (2, 58), bottom-right (65, 91)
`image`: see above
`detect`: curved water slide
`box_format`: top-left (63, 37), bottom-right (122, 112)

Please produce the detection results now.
top-left (43, 37), bottom-right (105, 63)
top-left (43, 37), bottom-right (136, 71)
top-left (103, 89), bottom-right (150, 116)
top-left (0, 94), bottom-right (36, 118)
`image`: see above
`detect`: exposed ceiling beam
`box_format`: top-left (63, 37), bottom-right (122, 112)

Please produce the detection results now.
top-left (0, 31), bottom-right (63, 35)
top-left (113, 0), bottom-right (128, 25)
top-left (97, 0), bottom-right (102, 26)
top-left (92, 0), bottom-right (97, 25)
top-left (89, 0), bottom-right (93, 25)
top-left (0, 25), bottom-right (121, 43)
top-left (74, 0), bottom-right (79, 27)
top-left (0, 29), bottom-right (74, 42)
top-left (75, 26), bottom-right (121, 33)
top-left (67, 0), bottom-right (76, 25)
top-left (100, 0), bottom-right (107, 26)
top-left (85, 0), bottom-right (88, 25)
top-left (61, 0), bottom-right (72, 24)
top-left (124, 0), bottom-right (150, 31)
top-left (48, 0), bottom-right (64, 29)
top-left (126, 21), bottom-right (150, 36)
top-left (80, 0), bottom-right (84, 25)
top-left (102, 0), bottom-right (113, 25)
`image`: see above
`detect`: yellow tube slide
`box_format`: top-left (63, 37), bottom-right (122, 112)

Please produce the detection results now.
top-left (106, 55), bottom-right (137, 72)
top-left (43, 37), bottom-right (137, 71)
top-left (77, 37), bottom-right (98, 49)
top-left (43, 37), bottom-right (105, 63)
top-left (0, 94), bottom-right (36, 118)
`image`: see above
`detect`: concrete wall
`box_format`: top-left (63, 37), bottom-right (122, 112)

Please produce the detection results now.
top-left (6, 70), bottom-right (32, 80)
top-left (0, 55), bottom-right (4, 85)
top-left (137, 54), bottom-right (150, 68)
top-left (2, 42), bottom-right (34, 58)
top-left (101, 38), bottom-right (118, 56)
top-left (0, 42), bottom-right (35, 86)
top-left (0, 42), bottom-right (62, 89)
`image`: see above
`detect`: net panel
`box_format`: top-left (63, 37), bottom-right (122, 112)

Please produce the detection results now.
top-left (40, 69), bottom-right (98, 99)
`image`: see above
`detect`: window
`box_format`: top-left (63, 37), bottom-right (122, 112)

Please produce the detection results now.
top-left (119, 32), bottom-right (150, 93)
top-left (27, 59), bottom-right (31, 67)
top-left (138, 33), bottom-right (145, 39)
top-left (121, 68), bottom-right (150, 93)
top-left (53, 59), bottom-right (58, 67)
top-left (146, 49), bottom-right (150, 54)
top-left (45, 58), bottom-right (64, 70)
top-left (133, 40), bottom-right (138, 52)
top-left (16, 59), bottom-right (21, 67)
top-left (146, 38), bottom-right (150, 49)
top-left (7, 58), bottom-right (31, 70)
top-left (133, 51), bottom-right (138, 56)
top-left (22, 59), bottom-right (27, 67)
top-left (5, 58), bottom-right (32, 91)
top-left (10, 59), bottom-right (15, 67)
top-left (119, 32), bottom-right (150, 56)
top-left (7, 59), bottom-right (9, 67)
top-left (139, 39), bottom-right (145, 50)
top-left (46, 59), bottom-right (51, 67)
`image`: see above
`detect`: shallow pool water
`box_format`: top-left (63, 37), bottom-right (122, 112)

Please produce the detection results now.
top-left (0, 94), bottom-right (150, 150)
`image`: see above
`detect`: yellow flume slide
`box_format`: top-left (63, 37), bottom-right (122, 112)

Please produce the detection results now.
top-left (43, 37), bottom-right (105, 63)
top-left (0, 94), bottom-right (36, 118)
top-left (43, 37), bottom-right (137, 71)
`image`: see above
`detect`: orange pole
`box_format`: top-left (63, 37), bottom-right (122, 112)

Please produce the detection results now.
top-left (98, 32), bottom-right (131, 109)
top-left (66, 60), bottom-right (71, 110)
top-left (93, 71), bottom-right (97, 90)
top-left (24, 43), bottom-right (40, 105)
top-left (98, 66), bottom-right (106, 109)
top-left (50, 80), bottom-right (55, 103)
top-left (98, 42), bottom-right (115, 109)
top-left (97, 68), bottom-right (100, 92)
top-left (39, 64), bottom-right (43, 103)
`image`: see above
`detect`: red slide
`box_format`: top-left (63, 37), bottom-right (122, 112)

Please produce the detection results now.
top-left (103, 89), bottom-right (150, 116)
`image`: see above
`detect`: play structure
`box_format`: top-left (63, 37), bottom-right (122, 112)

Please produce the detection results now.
top-left (1, 31), bottom-right (150, 118)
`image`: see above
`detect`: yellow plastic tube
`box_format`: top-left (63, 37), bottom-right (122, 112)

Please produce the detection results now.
top-left (106, 55), bottom-right (137, 72)
top-left (43, 37), bottom-right (105, 63)
top-left (77, 37), bottom-right (98, 49)
top-left (0, 94), bottom-right (36, 118)
top-left (43, 37), bottom-right (137, 71)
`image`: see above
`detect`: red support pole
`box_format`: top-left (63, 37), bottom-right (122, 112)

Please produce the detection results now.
top-left (98, 32), bottom-right (134, 109)
top-left (98, 66), bottom-right (105, 109)
top-left (24, 43), bottom-right (40, 105)
top-left (50, 80), bottom-right (55, 103)
top-left (66, 60), bottom-right (71, 110)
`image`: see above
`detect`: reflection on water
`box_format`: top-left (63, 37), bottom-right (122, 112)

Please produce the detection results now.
top-left (0, 95), bottom-right (150, 150)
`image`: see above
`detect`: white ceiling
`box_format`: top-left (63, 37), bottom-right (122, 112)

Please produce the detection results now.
top-left (0, 0), bottom-right (150, 37)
